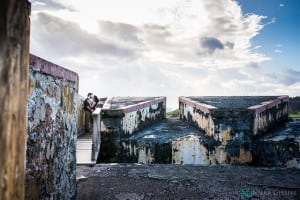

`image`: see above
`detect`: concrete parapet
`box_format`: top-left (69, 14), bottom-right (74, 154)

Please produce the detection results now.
top-left (99, 97), bottom-right (166, 162)
top-left (179, 96), bottom-right (289, 165)
top-left (101, 96), bottom-right (166, 137)
top-left (30, 54), bottom-right (79, 83)
top-left (179, 96), bottom-right (289, 137)
top-left (26, 55), bottom-right (78, 199)
top-left (249, 96), bottom-right (289, 135)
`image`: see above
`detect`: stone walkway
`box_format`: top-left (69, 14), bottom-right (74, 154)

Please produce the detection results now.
top-left (77, 164), bottom-right (300, 200)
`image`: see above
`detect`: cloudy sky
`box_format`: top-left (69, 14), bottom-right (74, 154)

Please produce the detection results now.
top-left (30, 0), bottom-right (300, 110)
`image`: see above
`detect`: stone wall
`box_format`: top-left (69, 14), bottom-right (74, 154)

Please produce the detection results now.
top-left (76, 95), bottom-right (86, 137)
top-left (26, 54), bottom-right (79, 199)
top-left (253, 119), bottom-right (300, 168)
top-left (179, 96), bottom-right (290, 165)
top-left (99, 97), bottom-right (166, 162)
top-left (101, 97), bottom-right (166, 138)
top-left (249, 96), bottom-right (289, 136)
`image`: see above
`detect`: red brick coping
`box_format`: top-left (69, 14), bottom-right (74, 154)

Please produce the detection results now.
top-left (30, 54), bottom-right (79, 82)
top-left (179, 96), bottom-right (217, 114)
top-left (102, 97), bottom-right (166, 116)
top-left (179, 96), bottom-right (289, 115)
top-left (248, 95), bottom-right (289, 114)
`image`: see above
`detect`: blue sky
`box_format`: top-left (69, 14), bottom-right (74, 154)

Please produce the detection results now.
top-left (30, 0), bottom-right (300, 109)
top-left (238, 0), bottom-right (300, 72)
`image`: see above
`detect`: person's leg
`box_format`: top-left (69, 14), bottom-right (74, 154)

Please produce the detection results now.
top-left (89, 112), bottom-right (93, 133)
top-left (84, 110), bottom-right (90, 132)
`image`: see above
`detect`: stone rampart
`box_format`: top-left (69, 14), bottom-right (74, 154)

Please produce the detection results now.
top-left (99, 97), bottom-right (166, 162)
top-left (101, 97), bottom-right (166, 138)
top-left (26, 54), bottom-right (79, 199)
top-left (179, 96), bottom-right (289, 165)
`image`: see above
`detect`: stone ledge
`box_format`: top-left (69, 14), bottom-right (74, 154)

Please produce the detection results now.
top-left (179, 96), bottom-right (216, 114)
top-left (102, 96), bottom-right (166, 117)
top-left (30, 54), bottom-right (79, 83)
top-left (248, 95), bottom-right (289, 114)
top-left (122, 97), bottom-right (166, 113)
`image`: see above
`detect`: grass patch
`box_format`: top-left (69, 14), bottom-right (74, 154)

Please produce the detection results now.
top-left (167, 109), bottom-right (179, 118)
top-left (289, 112), bottom-right (300, 119)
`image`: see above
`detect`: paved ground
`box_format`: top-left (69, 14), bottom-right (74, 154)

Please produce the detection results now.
top-left (77, 164), bottom-right (300, 200)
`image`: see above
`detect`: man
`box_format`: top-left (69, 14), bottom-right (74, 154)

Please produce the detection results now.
top-left (84, 93), bottom-right (94, 112)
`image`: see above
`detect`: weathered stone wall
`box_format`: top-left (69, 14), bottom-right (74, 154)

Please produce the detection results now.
top-left (249, 96), bottom-right (289, 136)
top-left (0, 1), bottom-right (30, 199)
top-left (101, 97), bottom-right (166, 138)
top-left (253, 119), bottom-right (300, 168)
top-left (76, 95), bottom-right (86, 137)
top-left (179, 96), bottom-right (290, 165)
top-left (179, 97), bottom-right (216, 136)
top-left (26, 54), bottom-right (79, 199)
top-left (99, 97), bottom-right (166, 162)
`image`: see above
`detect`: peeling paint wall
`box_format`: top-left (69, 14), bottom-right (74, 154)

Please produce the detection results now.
top-left (99, 97), bottom-right (166, 163)
top-left (101, 97), bottom-right (166, 137)
top-left (172, 136), bottom-right (208, 165)
top-left (179, 100), bottom-right (215, 136)
top-left (118, 141), bottom-right (171, 164)
top-left (102, 135), bottom-right (227, 165)
top-left (253, 138), bottom-right (300, 168)
top-left (250, 96), bottom-right (289, 136)
top-left (253, 119), bottom-right (300, 168)
top-left (122, 101), bottom-right (166, 136)
top-left (26, 55), bottom-right (79, 199)
top-left (179, 96), bottom-right (289, 165)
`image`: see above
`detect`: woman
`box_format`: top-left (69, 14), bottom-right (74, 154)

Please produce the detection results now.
top-left (91, 95), bottom-right (99, 110)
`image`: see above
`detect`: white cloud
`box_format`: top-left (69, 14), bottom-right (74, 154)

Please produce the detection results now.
top-left (30, 0), bottom-right (298, 109)
top-left (279, 3), bottom-right (285, 7)
top-left (274, 49), bottom-right (283, 54)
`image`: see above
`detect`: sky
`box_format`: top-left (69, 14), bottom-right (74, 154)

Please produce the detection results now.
top-left (30, 0), bottom-right (300, 110)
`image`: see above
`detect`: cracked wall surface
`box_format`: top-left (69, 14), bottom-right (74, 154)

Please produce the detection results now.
top-left (26, 55), bottom-right (79, 200)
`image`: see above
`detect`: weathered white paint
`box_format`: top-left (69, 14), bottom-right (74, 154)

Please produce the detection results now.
top-left (138, 146), bottom-right (154, 164)
top-left (172, 135), bottom-right (208, 165)
top-left (122, 102), bottom-right (163, 136)
top-left (252, 102), bottom-right (289, 135)
top-left (180, 102), bottom-right (215, 136)
top-left (172, 135), bottom-right (228, 165)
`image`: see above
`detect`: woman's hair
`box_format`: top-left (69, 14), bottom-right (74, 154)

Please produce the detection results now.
top-left (94, 95), bottom-right (99, 102)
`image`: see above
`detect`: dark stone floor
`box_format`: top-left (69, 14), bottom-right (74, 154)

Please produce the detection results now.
top-left (188, 96), bottom-right (282, 109)
top-left (77, 164), bottom-right (300, 200)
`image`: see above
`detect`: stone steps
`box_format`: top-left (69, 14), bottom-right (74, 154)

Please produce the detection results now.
top-left (77, 137), bottom-right (95, 165)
